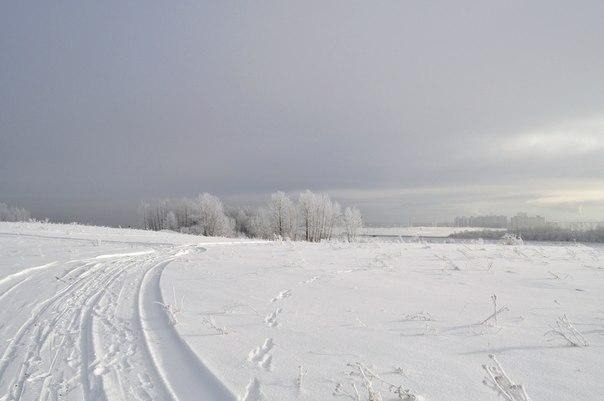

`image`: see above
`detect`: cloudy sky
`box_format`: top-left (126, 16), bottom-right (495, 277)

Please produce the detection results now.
top-left (1, 1), bottom-right (603, 225)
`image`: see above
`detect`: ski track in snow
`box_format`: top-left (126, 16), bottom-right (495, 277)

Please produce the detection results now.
top-left (0, 262), bottom-right (58, 288)
top-left (0, 243), bottom-right (239, 401)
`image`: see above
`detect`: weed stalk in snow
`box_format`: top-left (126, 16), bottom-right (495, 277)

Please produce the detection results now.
top-left (334, 362), bottom-right (421, 401)
top-left (479, 294), bottom-right (509, 327)
top-left (482, 354), bottom-right (531, 401)
top-left (201, 316), bottom-right (230, 335)
top-left (296, 365), bottom-right (308, 390)
top-left (155, 285), bottom-right (183, 326)
top-left (545, 314), bottom-right (589, 347)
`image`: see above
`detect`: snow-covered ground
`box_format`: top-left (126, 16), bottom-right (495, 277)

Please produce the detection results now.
top-left (0, 222), bottom-right (602, 401)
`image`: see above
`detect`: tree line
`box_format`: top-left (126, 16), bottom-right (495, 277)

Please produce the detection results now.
top-left (511, 226), bottom-right (604, 243)
top-left (0, 202), bottom-right (31, 222)
top-left (138, 190), bottom-right (363, 242)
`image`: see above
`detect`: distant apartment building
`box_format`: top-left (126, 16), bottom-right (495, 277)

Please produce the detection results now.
top-left (509, 213), bottom-right (547, 230)
top-left (454, 215), bottom-right (508, 228)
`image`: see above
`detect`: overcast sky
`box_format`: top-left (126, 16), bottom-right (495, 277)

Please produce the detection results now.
top-left (1, 1), bottom-right (603, 225)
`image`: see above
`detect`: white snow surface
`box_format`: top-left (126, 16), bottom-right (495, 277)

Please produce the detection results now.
top-left (0, 222), bottom-right (602, 401)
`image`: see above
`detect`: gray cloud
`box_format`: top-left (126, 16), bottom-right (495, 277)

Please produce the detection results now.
top-left (1, 1), bottom-right (603, 224)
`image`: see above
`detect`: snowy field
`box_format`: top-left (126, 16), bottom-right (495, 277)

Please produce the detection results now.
top-left (0, 222), bottom-right (603, 401)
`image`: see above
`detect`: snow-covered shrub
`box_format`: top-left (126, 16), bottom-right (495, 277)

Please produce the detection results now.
top-left (500, 233), bottom-right (523, 246)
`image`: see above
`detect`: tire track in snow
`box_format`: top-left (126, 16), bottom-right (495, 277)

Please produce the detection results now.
top-left (137, 249), bottom-right (238, 401)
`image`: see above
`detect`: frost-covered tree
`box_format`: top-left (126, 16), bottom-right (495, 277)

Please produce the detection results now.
top-left (193, 193), bottom-right (234, 237)
top-left (172, 197), bottom-right (197, 229)
top-left (269, 191), bottom-right (298, 239)
top-left (297, 190), bottom-right (341, 242)
top-left (0, 203), bottom-right (31, 222)
top-left (12, 207), bottom-right (30, 221)
top-left (138, 202), bottom-right (151, 229)
top-left (343, 207), bottom-right (363, 242)
top-left (226, 207), bottom-right (256, 238)
top-left (249, 207), bottom-right (272, 239)
top-left (138, 200), bottom-right (169, 231)
top-left (163, 211), bottom-right (178, 231)
top-left (298, 190), bottom-right (317, 242)
top-left (139, 195), bottom-right (234, 236)
top-left (136, 190), bottom-right (364, 242)
top-left (324, 197), bottom-right (341, 240)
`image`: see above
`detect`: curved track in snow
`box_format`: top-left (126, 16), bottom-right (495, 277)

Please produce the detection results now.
top-left (0, 244), bottom-right (238, 401)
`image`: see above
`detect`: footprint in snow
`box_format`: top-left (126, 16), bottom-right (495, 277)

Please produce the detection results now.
top-left (302, 276), bottom-right (319, 284)
top-left (241, 378), bottom-right (267, 401)
top-left (270, 289), bottom-right (292, 303)
top-left (248, 338), bottom-right (274, 371)
top-left (264, 308), bottom-right (282, 328)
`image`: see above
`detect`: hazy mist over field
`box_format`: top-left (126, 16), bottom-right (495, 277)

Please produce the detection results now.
top-left (2, 1), bottom-right (603, 225)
